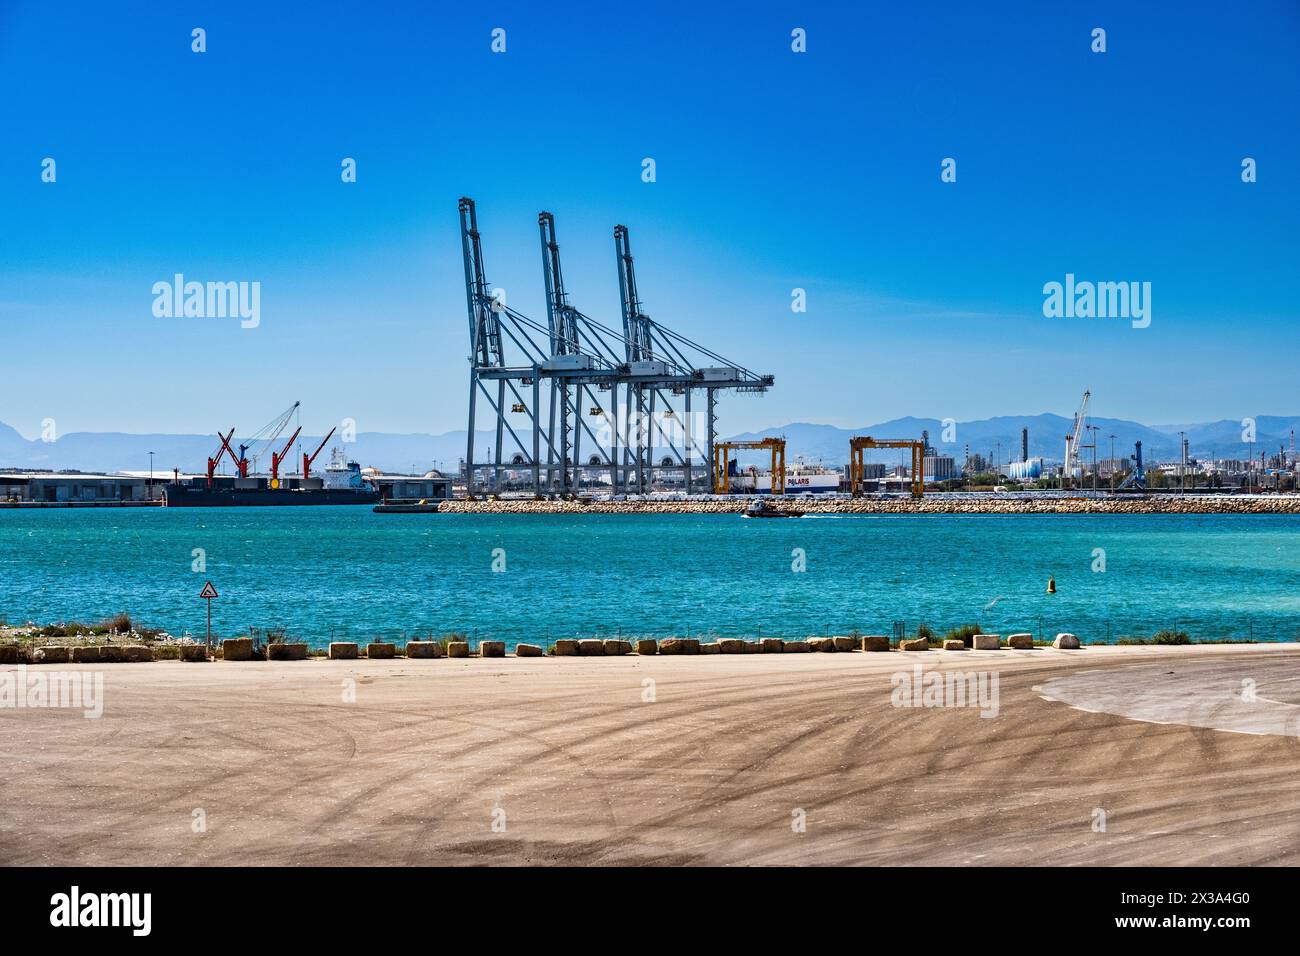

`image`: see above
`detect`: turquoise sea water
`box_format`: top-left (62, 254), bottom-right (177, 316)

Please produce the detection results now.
top-left (2, 509), bottom-right (1299, 648)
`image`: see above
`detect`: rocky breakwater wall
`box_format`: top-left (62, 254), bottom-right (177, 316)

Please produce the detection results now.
top-left (439, 495), bottom-right (1300, 516)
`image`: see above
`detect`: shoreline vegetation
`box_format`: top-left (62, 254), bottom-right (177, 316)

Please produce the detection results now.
top-left (0, 614), bottom-right (1264, 663)
top-left (442, 494), bottom-right (1300, 515)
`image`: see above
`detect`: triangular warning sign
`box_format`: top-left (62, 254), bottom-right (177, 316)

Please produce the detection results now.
top-left (199, 581), bottom-right (218, 599)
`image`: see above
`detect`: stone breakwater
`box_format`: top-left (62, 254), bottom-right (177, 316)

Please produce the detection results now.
top-left (440, 495), bottom-right (1300, 516)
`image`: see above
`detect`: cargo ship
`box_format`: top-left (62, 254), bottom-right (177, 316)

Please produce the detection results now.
top-left (166, 404), bottom-right (381, 506)
top-left (165, 450), bottom-right (380, 506)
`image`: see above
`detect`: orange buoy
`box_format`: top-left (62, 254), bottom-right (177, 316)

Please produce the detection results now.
top-left (1046, 575), bottom-right (1057, 594)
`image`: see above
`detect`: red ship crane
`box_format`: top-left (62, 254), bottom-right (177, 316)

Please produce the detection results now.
top-left (218, 429), bottom-right (250, 478)
top-left (302, 427), bottom-right (337, 481)
top-left (269, 425), bottom-right (302, 484)
top-left (206, 428), bottom-right (237, 488)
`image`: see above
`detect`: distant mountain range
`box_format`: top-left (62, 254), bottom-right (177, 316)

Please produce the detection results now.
top-left (2, 415), bottom-right (1297, 474)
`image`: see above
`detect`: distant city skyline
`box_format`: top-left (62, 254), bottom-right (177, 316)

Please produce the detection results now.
top-left (2, 2), bottom-right (1297, 437)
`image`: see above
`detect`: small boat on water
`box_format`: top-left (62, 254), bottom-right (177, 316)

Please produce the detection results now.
top-left (373, 499), bottom-right (441, 514)
top-left (742, 498), bottom-right (803, 519)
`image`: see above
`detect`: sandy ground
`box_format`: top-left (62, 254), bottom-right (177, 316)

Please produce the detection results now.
top-left (2, 643), bottom-right (1299, 866)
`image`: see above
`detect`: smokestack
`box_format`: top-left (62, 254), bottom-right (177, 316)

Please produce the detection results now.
top-left (1021, 427), bottom-right (1029, 463)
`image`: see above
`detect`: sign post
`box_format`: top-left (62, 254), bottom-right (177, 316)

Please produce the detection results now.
top-left (199, 581), bottom-right (219, 650)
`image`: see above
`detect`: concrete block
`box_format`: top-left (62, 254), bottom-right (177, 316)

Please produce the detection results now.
top-left (222, 638), bottom-right (254, 661)
top-left (123, 645), bottom-right (154, 663)
top-left (515, 643), bottom-right (544, 657)
top-left (659, 638), bottom-right (700, 655)
top-left (636, 639), bottom-right (657, 655)
top-left (267, 642), bottom-right (307, 661)
top-left (761, 638), bottom-right (785, 653)
top-left (603, 639), bottom-right (632, 656)
top-left (782, 641), bottom-right (810, 653)
top-left (577, 639), bottom-right (605, 656)
top-left (480, 640), bottom-right (506, 658)
top-left (406, 641), bottom-right (442, 659)
top-left (942, 639), bottom-right (966, 651)
top-left (553, 639), bottom-right (579, 656)
top-left (181, 645), bottom-right (209, 662)
top-left (744, 641), bottom-right (762, 653)
top-left (700, 642), bottom-right (721, 654)
top-left (718, 638), bottom-right (746, 654)
top-left (808, 637), bottom-right (835, 652)
top-left (71, 646), bottom-right (102, 664)
top-left (36, 646), bottom-right (70, 664)
top-left (861, 636), bottom-right (891, 652)
top-left (366, 642), bottom-right (396, 659)
top-left (447, 642), bottom-right (469, 658)
top-left (1053, 633), bottom-right (1080, 649)
top-left (0, 645), bottom-right (22, 665)
top-left (972, 634), bottom-right (1001, 650)
top-left (328, 642), bottom-right (360, 660)
top-left (900, 637), bottom-right (929, 651)
top-left (832, 636), bottom-right (856, 653)
top-left (1007, 633), bottom-right (1034, 649)
top-left (100, 645), bottom-right (126, 663)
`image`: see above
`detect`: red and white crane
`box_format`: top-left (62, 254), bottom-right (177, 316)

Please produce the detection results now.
top-left (1062, 390), bottom-right (1090, 490)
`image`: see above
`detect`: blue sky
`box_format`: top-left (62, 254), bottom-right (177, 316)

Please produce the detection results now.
top-left (1, 0), bottom-right (1297, 439)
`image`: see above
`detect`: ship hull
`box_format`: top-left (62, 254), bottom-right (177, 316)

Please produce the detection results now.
top-left (164, 486), bottom-right (380, 507)
top-left (730, 475), bottom-right (841, 494)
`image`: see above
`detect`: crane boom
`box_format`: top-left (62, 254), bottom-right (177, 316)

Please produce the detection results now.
top-left (614, 224), bottom-right (653, 363)
top-left (206, 428), bottom-right (237, 488)
top-left (217, 429), bottom-right (250, 477)
top-left (270, 426), bottom-right (302, 482)
top-left (539, 211), bottom-right (580, 356)
top-left (1063, 390), bottom-right (1090, 489)
top-left (460, 197), bottom-right (502, 368)
top-left (302, 427), bottom-right (337, 481)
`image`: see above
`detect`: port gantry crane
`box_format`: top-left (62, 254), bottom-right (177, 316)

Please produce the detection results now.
top-left (848, 436), bottom-right (926, 498)
top-left (614, 224), bottom-right (771, 495)
top-left (712, 438), bottom-right (787, 495)
top-left (460, 197), bottom-right (773, 498)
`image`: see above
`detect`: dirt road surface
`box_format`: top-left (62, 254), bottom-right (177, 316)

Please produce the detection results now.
top-left (3, 644), bottom-right (1298, 866)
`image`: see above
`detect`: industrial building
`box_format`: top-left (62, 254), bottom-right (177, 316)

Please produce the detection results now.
top-left (842, 462), bottom-right (886, 483)
top-left (1005, 458), bottom-right (1045, 481)
top-left (0, 472), bottom-right (161, 504)
top-left (366, 471), bottom-right (453, 501)
top-left (924, 456), bottom-right (957, 482)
